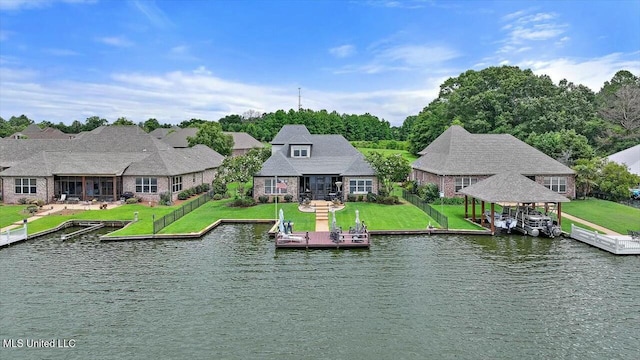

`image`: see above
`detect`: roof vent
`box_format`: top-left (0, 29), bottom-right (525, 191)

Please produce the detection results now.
top-left (143, 148), bottom-right (147, 152)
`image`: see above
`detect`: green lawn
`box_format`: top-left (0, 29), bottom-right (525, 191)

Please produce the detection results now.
top-left (0, 205), bottom-right (28, 228)
top-left (158, 201), bottom-right (315, 234)
top-left (333, 202), bottom-right (436, 230)
top-left (437, 205), bottom-right (486, 230)
top-left (562, 198), bottom-right (640, 234)
top-left (356, 148), bottom-right (418, 163)
top-left (27, 204), bottom-right (175, 235)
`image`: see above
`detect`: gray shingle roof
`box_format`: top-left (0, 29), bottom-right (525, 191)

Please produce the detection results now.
top-left (607, 144), bottom-right (640, 176)
top-left (161, 127), bottom-right (199, 148)
top-left (459, 172), bottom-right (570, 203)
top-left (0, 126), bottom-right (224, 177)
top-left (257, 125), bottom-right (375, 176)
top-left (223, 132), bottom-right (263, 150)
top-left (270, 125), bottom-right (313, 144)
top-left (412, 126), bottom-right (575, 175)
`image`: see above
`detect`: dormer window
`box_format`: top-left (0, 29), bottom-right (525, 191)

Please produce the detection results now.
top-left (291, 145), bottom-right (310, 158)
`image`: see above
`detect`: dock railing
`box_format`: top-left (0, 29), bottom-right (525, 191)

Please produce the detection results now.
top-left (571, 224), bottom-right (640, 255)
top-left (1, 224), bottom-right (28, 247)
top-left (401, 189), bottom-right (448, 229)
top-left (153, 191), bottom-right (215, 234)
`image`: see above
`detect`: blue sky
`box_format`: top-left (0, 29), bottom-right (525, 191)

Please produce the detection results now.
top-left (0, 0), bottom-right (638, 127)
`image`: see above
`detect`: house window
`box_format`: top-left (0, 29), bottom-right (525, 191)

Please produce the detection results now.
top-left (265, 178), bottom-right (288, 194)
top-left (544, 177), bottom-right (567, 193)
top-left (172, 176), bottom-right (182, 192)
top-left (135, 177), bottom-right (157, 193)
top-left (15, 178), bottom-right (37, 194)
top-left (291, 145), bottom-right (310, 158)
top-left (455, 177), bottom-right (478, 192)
top-left (349, 179), bottom-right (372, 194)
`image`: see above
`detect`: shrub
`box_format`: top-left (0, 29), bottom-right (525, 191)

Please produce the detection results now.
top-left (211, 178), bottom-right (227, 195)
top-left (284, 194), bottom-right (293, 203)
top-left (177, 191), bottom-right (189, 200)
top-left (356, 195), bottom-right (364, 202)
top-left (377, 195), bottom-right (400, 205)
top-left (25, 205), bottom-right (39, 214)
top-left (347, 194), bottom-right (356, 202)
top-left (227, 197), bottom-right (256, 208)
top-left (378, 188), bottom-right (389, 197)
top-left (213, 193), bottom-right (223, 200)
top-left (194, 185), bottom-right (202, 194)
top-left (201, 183), bottom-right (210, 192)
top-left (18, 198), bottom-right (28, 205)
top-left (159, 192), bottom-right (172, 206)
top-left (366, 192), bottom-right (377, 202)
top-left (258, 195), bottom-right (269, 203)
top-left (431, 197), bottom-right (465, 205)
top-left (417, 183), bottom-right (440, 203)
top-left (126, 198), bottom-right (140, 204)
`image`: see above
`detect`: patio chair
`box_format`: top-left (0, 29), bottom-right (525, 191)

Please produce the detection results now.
top-left (56, 194), bottom-right (67, 204)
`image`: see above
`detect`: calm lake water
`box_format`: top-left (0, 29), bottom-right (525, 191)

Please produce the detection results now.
top-left (1, 224), bottom-right (639, 360)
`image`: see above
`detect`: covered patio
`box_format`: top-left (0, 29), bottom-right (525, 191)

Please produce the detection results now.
top-left (459, 172), bottom-right (570, 235)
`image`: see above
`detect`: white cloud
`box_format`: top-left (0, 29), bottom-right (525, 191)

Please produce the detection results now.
top-left (0, 0), bottom-right (95, 11)
top-left (519, 52), bottom-right (640, 92)
top-left (329, 44), bottom-right (356, 58)
top-left (334, 43), bottom-right (460, 74)
top-left (43, 48), bottom-right (80, 56)
top-left (0, 65), bottom-right (443, 126)
top-left (498, 10), bottom-right (567, 55)
top-left (131, 0), bottom-right (173, 28)
top-left (97, 36), bottom-right (134, 47)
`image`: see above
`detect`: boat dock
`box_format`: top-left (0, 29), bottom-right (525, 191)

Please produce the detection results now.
top-left (275, 230), bottom-right (370, 249)
top-left (570, 224), bottom-right (640, 255)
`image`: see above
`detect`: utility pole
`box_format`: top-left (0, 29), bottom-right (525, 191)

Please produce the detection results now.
top-left (298, 87), bottom-right (301, 111)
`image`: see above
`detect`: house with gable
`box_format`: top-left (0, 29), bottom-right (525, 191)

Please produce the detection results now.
top-left (154, 127), bottom-right (264, 156)
top-left (253, 125), bottom-right (377, 202)
top-left (411, 125), bottom-right (576, 199)
top-left (0, 125), bottom-right (224, 204)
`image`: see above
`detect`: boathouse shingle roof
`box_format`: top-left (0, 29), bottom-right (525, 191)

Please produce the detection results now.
top-left (412, 126), bottom-right (575, 176)
top-left (459, 172), bottom-right (570, 203)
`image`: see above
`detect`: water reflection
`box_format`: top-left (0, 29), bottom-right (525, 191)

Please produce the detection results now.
top-left (1, 224), bottom-right (638, 360)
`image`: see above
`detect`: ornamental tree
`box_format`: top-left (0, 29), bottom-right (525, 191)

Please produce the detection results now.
top-left (365, 152), bottom-right (411, 196)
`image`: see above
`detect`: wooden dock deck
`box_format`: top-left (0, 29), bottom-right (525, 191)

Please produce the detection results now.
top-left (275, 231), bottom-right (370, 249)
top-left (570, 224), bottom-right (640, 255)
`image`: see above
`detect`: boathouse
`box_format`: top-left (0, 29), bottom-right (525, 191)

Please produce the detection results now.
top-left (458, 172), bottom-right (570, 234)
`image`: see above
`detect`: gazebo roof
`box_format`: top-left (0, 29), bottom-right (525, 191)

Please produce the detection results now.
top-left (459, 172), bottom-right (570, 203)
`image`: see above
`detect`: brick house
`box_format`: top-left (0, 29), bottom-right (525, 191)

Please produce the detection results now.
top-left (253, 125), bottom-right (377, 202)
top-left (0, 126), bottom-right (224, 204)
top-left (411, 125), bottom-right (576, 199)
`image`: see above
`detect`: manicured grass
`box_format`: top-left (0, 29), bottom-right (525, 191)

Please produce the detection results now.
top-left (0, 205), bottom-right (28, 228)
top-left (334, 202), bottom-right (436, 230)
top-left (356, 148), bottom-right (418, 163)
top-left (27, 205), bottom-right (175, 235)
top-left (562, 198), bottom-right (640, 234)
top-left (437, 205), bottom-right (487, 230)
top-left (159, 201), bottom-right (315, 234)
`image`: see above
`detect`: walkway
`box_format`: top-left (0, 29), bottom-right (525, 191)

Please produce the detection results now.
top-left (0, 202), bottom-right (123, 233)
top-left (562, 213), bottom-right (620, 235)
top-left (299, 200), bottom-right (344, 232)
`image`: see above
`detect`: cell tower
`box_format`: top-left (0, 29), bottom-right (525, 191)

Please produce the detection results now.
top-left (298, 87), bottom-right (302, 111)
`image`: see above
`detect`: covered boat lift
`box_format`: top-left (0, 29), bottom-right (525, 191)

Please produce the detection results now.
top-left (458, 172), bottom-right (570, 235)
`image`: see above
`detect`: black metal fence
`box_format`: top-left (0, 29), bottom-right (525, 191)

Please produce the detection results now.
top-left (153, 191), bottom-right (215, 234)
top-left (401, 189), bottom-right (449, 229)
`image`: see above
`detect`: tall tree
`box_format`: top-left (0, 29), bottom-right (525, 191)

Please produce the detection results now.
top-left (84, 116), bottom-right (108, 131)
top-left (187, 121), bottom-right (234, 156)
top-left (142, 118), bottom-right (161, 132)
top-left (365, 152), bottom-right (411, 196)
top-left (113, 117), bottom-right (134, 126)
top-left (216, 148), bottom-right (266, 197)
